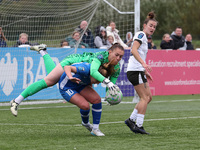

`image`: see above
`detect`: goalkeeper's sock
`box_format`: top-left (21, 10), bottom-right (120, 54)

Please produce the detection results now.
top-left (92, 102), bottom-right (102, 130)
top-left (43, 54), bottom-right (56, 74)
top-left (20, 79), bottom-right (48, 101)
top-left (130, 108), bottom-right (138, 122)
top-left (136, 114), bottom-right (145, 127)
top-left (80, 109), bottom-right (90, 124)
top-left (14, 95), bottom-right (24, 104)
top-left (39, 50), bottom-right (48, 57)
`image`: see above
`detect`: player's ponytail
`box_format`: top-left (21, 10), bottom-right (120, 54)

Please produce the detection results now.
top-left (99, 59), bottom-right (115, 78)
top-left (143, 11), bottom-right (157, 25)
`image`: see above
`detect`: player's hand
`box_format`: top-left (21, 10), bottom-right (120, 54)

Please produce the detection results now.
top-left (103, 78), bottom-right (120, 96)
top-left (69, 77), bottom-right (81, 84)
top-left (142, 63), bottom-right (152, 72)
top-left (145, 71), bottom-right (153, 82)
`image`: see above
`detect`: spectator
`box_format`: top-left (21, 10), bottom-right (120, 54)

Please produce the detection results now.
top-left (0, 27), bottom-right (7, 47)
top-left (171, 27), bottom-right (185, 50)
top-left (107, 35), bottom-right (114, 45)
top-left (94, 26), bottom-right (111, 49)
top-left (160, 33), bottom-right (174, 50)
top-left (185, 34), bottom-right (194, 50)
top-left (68, 31), bottom-right (89, 48)
top-left (106, 21), bottom-right (128, 49)
top-left (147, 35), bottom-right (157, 49)
top-left (75, 20), bottom-right (95, 48)
top-left (14, 33), bottom-right (30, 47)
top-left (65, 34), bottom-right (73, 43)
top-left (124, 32), bottom-right (133, 47)
top-left (60, 40), bottom-right (70, 48)
top-left (14, 33), bottom-right (38, 47)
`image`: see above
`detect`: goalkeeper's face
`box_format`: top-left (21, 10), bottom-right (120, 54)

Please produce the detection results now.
top-left (108, 48), bottom-right (124, 65)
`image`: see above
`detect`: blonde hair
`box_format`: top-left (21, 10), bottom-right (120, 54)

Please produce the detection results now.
top-left (107, 35), bottom-right (114, 40)
top-left (19, 33), bottom-right (28, 39)
top-left (162, 33), bottom-right (170, 40)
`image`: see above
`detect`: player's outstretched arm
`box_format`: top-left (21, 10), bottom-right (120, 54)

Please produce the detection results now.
top-left (64, 66), bottom-right (81, 84)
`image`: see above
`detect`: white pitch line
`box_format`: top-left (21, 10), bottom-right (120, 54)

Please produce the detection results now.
top-left (151, 99), bottom-right (200, 103)
top-left (0, 116), bottom-right (200, 127)
top-left (0, 99), bottom-right (200, 111)
top-left (1, 98), bottom-right (200, 107)
top-left (120, 99), bottom-right (200, 104)
top-left (0, 100), bottom-right (65, 106)
top-left (0, 105), bottom-right (77, 111)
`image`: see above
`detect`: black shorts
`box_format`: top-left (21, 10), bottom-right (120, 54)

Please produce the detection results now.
top-left (127, 71), bottom-right (147, 86)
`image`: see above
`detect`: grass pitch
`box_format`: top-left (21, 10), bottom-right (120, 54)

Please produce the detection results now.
top-left (0, 94), bottom-right (200, 150)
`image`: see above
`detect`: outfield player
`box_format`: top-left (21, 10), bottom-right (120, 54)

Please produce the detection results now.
top-left (59, 62), bottom-right (113, 136)
top-left (125, 11), bottom-right (158, 134)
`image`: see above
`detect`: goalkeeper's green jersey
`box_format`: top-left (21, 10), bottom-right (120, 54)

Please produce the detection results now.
top-left (60, 51), bottom-right (120, 84)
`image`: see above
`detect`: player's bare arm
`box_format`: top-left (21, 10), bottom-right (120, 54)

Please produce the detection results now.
top-left (64, 66), bottom-right (81, 84)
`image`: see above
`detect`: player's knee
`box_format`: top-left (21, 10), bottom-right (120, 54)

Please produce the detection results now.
top-left (147, 95), bottom-right (152, 104)
top-left (141, 94), bottom-right (152, 104)
top-left (89, 96), bottom-right (101, 104)
top-left (45, 79), bottom-right (56, 87)
top-left (80, 103), bottom-right (90, 110)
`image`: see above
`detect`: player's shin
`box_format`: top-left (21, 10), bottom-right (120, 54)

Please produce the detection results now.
top-left (80, 109), bottom-right (90, 124)
top-left (21, 79), bottom-right (48, 99)
top-left (92, 102), bottom-right (102, 129)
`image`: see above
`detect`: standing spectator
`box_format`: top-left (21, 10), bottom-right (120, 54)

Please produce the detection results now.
top-left (185, 34), bottom-right (194, 50)
top-left (160, 33), bottom-right (174, 50)
top-left (171, 27), bottom-right (185, 50)
top-left (94, 26), bottom-right (111, 49)
top-left (0, 27), bottom-right (7, 47)
top-left (124, 32), bottom-right (133, 47)
top-left (106, 21), bottom-right (128, 49)
top-left (68, 31), bottom-right (89, 48)
top-left (75, 20), bottom-right (95, 48)
top-left (147, 35), bottom-right (157, 49)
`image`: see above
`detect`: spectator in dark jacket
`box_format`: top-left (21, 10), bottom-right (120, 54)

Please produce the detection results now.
top-left (147, 35), bottom-right (157, 49)
top-left (171, 27), bottom-right (185, 50)
top-left (75, 20), bottom-right (95, 48)
top-left (160, 33), bottom-right (174, 50)
top-left (185, 34), bottom-right (194, 50)
top-left (0, 27), bottom-right (7, 47)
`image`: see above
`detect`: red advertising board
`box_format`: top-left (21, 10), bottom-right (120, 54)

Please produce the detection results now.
top-left (147, 50), bottom-right (200, 95)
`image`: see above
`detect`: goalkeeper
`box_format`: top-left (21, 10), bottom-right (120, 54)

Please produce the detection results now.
top-left (10, 43), bottom-right (124, 133)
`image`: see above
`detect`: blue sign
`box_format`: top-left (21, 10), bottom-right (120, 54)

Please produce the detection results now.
top-left (0, 47), bottom-right (133, 102)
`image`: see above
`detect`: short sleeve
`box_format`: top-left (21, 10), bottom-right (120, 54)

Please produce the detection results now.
top-left (133, 31), bottom-right (146, 45)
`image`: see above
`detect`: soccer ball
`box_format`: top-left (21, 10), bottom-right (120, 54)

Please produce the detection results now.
top-left (105, 90), bottom-right (123, 105)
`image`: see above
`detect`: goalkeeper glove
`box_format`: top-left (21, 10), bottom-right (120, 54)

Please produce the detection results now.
top-left (103, 78), bottom-right (120, 96)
